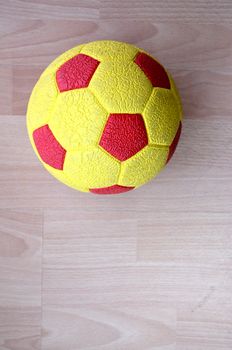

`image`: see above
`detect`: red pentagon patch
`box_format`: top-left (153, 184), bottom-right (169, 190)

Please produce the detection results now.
top-left (56, 53), bottom-right (100, 92)
top-left (134, 52), bottom-right (170, 89)
top-left (99, 114), bottom-right (148, 161)
top-left (33, 124), bottom-right (66, 170)
top-left (90, 185), bottom-right (134, 195)
top-left (166, 122), bottom-right (182, 163)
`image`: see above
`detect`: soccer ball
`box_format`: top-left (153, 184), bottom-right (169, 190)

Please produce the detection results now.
top-left (27, 40), bottom-right (182, 195)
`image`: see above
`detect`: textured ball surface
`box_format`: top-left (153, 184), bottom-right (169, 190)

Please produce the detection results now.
top-left (27, 40), bottom-right (182, 195)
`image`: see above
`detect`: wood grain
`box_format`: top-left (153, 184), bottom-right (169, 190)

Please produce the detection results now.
top-left (43, 303), bottom-right (176, 349)
top-left (0, 0), bottom-right (232, 349)
top-left (0, 307), bottom-right (41, 350)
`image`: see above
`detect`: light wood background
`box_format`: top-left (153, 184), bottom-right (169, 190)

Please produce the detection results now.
top-left (0, 1), bottom-right (232, 349)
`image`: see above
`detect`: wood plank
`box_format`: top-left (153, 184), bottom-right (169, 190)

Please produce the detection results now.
top-left (0, 1), bottom-right (99, 20)
top-left (0, 19), bottom-right (232, 72)
top-left (44, 210), bottom-right (137, 268)
top-left (42, 261), bottom-right (232, 349)
top-left (137, 212), bottom-right (232, 266)
top-left (100, 0), bottom-right (232, 23)
top-left (42, 201), bottom-right (232, 349)
top-left (1, 0), bottom-right (232, 24)
top-left (0, 209), bottom-right (43, 349)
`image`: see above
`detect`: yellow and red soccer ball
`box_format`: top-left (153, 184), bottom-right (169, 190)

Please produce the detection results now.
top-left (27, 40), bottom-right (182, 195)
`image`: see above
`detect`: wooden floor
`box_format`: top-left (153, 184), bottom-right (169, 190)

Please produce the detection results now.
top-left (1, 1), bottom-right (232, 349)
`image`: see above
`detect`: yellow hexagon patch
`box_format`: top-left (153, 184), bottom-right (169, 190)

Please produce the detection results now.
top-left (118, 145), bottom-right (168, 187)
top-left (143, 88), bottom-right (181, 146)
top-left (63, 147), bottom-right (120, 189)
top-left (89, 60), bottom-right (152, 113)
top-left (48, 89), bottom-right (108, 151)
